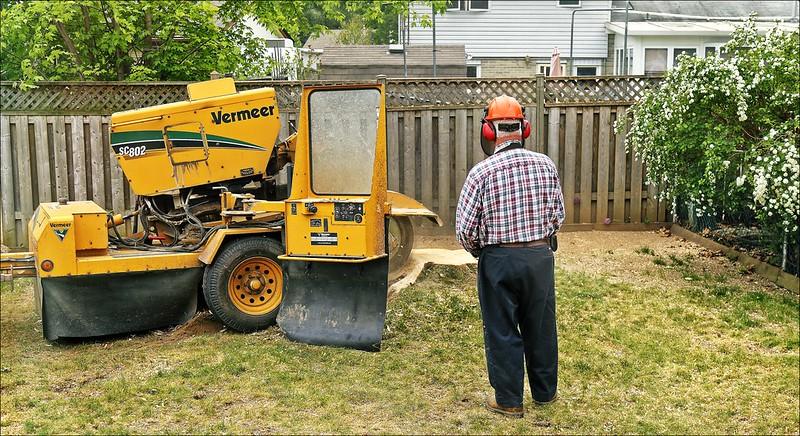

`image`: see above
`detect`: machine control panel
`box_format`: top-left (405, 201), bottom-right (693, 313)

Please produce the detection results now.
top-left (333, 202), bottom-right (364, 222)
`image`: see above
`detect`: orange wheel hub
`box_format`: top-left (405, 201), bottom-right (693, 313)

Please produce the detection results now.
top-left (227, 256), bottom-right (283, 316)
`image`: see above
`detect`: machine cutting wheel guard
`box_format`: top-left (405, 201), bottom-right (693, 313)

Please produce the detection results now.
top-left (0, 79), bottom-right (441, 351)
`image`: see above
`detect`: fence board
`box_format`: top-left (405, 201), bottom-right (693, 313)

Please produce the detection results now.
top-left (13, 116), bottom-right (33, 244)
top-left (579, 108), bottom-right (594, 223)
top-left (646, 181), bottom-right (658, 223)
top-left (1, 115), bottom-right (14, 246)
top-left (387, 111), bottom-right (400, 191)
top-left (437, 110), bottom-right (451, 225)
top-left (420, 110), bottom-right (433, 208)
top-left (49, 116), bottom-right (69, 200)
top-left (471, 108), bottom-right (483, 167)
top-left (547, 107), bottom-right (560, 167)
top-left (630, 157), bottom-right (643, 223)
top-left (596, 107), bottom-right (611, 224)
top-left (454, 109), bottom-right (468, 196)
top-left (613, 107), bottom-right (627, 223)
top-left (70, 116), bottom-right (88, 200)
top-left (32, 117), bottom-right (51, 204)
top-left (89, 116), bottom-right (106, 207)
top-left (563, 107), bottom-right (578, 224)
top-left (402, 112), bottom-right (416, 198)
top-left (105, 115), bottom-right (126, 215)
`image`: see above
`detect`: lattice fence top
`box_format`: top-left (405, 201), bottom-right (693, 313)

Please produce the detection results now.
top-left (0, 76), bottom-right (662, 114)
top-left (544, 76), bottom-right (663, 106)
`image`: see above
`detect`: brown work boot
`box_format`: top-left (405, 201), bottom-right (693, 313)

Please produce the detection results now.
top-left (485, 395), bottom-right (524, 418)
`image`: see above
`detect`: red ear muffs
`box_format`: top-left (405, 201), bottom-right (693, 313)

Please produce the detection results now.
top-left (481, 119), bottom-right (496, 141)
top-left (522, 119), bottom-right (531, 139)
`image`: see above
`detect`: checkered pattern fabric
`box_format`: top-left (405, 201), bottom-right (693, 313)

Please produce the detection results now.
top-left (455, 145), bottom-right (565, 256)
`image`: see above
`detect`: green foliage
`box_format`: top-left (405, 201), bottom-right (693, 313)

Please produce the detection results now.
top-left (0, 0), bottom-right (447, 83)
top-left (621, 19), bottom-right (799, 238)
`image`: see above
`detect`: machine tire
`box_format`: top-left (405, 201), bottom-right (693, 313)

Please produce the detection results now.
top-left (388, 216), bottom-right (415, 281)
top-left (203, 236), bottom-right (284, 332)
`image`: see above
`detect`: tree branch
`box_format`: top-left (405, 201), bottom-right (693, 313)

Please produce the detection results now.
top-left (80, 4), bottom-right (96, 64)
top-left (54, 20), bottom-right (85, 80)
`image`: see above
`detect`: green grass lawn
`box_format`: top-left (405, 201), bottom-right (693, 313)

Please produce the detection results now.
top-left (1, 259), bottom-right (798, 434)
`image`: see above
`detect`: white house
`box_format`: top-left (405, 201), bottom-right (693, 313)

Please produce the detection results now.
top-left (407, 0), bottom-right (798, 77)
top-left (407, 0), bottom-right (613, 77)
top-left (607, 1), bottom-right (799, 75)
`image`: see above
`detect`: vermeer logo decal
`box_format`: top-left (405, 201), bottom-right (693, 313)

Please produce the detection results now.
top-left (211, 106), bottom-right (275, 125)
top-left (50, 223), bottom-right (70, 241)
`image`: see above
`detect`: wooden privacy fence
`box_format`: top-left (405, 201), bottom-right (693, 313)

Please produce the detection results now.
top-left (0, 76), bottom-right (666, 248)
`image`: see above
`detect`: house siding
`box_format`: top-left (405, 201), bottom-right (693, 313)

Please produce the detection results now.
top-left (409, 0), bottom-right (612, 59)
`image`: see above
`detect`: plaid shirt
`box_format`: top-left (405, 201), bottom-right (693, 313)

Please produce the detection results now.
top-left (455, 143), bottom-right (565, 256)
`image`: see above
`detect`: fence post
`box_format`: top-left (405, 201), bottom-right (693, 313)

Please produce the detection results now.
top-left (535, 74), bottom-right (546, 153)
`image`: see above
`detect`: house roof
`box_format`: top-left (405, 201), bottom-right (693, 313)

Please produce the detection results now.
top-left (320, 45), bottom-right (466, 67)
top-left (611, 1), bottom-right (799, 21)
top-left (605, 20), bottom-right (798, 36)
top-left (303, 30), bottom-right (345, 49)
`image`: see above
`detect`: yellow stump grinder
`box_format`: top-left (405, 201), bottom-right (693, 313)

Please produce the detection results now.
top-left (0, 79), bottom-right (441, 351)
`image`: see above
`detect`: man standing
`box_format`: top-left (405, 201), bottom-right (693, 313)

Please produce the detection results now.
top-left (455, 95), bottom-right (565, 418)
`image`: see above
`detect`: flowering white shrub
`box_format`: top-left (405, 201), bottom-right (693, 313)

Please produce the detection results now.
top-left (620, 19), bottom-right (799, 239)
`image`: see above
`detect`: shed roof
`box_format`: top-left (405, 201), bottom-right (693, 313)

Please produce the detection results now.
top-left (320, 45), bottom-right (466, 67)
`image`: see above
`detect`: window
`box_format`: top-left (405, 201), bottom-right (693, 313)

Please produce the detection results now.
top-left (470, 0), bottom-right (489, 10)
top-left (466, 66), bottom-right (479, 77)
top-left (673, 48), bottom-right (697, 66)
top-left (537, 63), bottom-right (567, 76)
top-left (614, 48), bottom-right (632, 75)
top-left (644, 48), bottom-right (668, 75)
top-left (447, 0), bottom-right (488, 11)
top-left (576, 66), bottom-right (598, 76)
top-left (309, 89), bottom-right (380, 195)
top-left (704, 45), bottom-right (729, 59)
top-left (558, 0), bottom-right (581, 7)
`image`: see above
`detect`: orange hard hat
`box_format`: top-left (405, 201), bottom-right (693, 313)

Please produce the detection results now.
top-left (485, 95), bottom-right (524, 120)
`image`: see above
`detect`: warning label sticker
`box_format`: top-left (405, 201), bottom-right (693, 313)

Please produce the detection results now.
top-left (310, 232), bottom-right (338, 246)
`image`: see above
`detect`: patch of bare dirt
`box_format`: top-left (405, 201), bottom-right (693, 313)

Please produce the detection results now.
top-left (407, 230), bottom-right (784, 294)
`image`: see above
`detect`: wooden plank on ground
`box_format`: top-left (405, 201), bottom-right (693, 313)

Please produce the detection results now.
top-left (13, 116), bottom-right (32, 244)
top-left (32, 116), bottom-right (51, 204)
top-left (595, 107), bottom-right (611, 224)
top-left (1, 115), bottom-right (15, 246)
top-left (402, 112), bottom-right (416, 198)
top-left (471, 108), bottom-right (483, 167)
top-left (387, 111), bottom-right (400, 191)
top-left (579, 107), bottom-right (594, 223)
top-left (420, 110), bottom-right (433, 208)
top-left (49, 116), bottom-right (69, 200)
top-left (89, 116), bottom-right (106, 208)
top-left (70, 116), bottom-right (87, 200)
top-left (437, 110), bottom-right (451, 225)
top-left (547, 107), bottom-right (560, 167)
top-left (105, 115), bottom-right (126, 214)
top-left (454, 109), bottom-right (468, 196)
top-left (562, 107), bottom-right (577, 224)
top-left (613, 107), bottom-right (627, 223)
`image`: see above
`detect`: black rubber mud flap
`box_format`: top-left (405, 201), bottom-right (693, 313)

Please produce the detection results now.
top-left (277, 257), bottom-right (388, 351)
top-left (40, 268), bottom-right (202, 341)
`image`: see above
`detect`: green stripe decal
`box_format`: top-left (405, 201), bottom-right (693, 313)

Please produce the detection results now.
top-left (111, 130), bottom-right (262, 149)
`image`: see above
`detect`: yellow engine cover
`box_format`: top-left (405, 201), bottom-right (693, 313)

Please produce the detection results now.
top-left (110, 78), bottom-right (280, 196)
